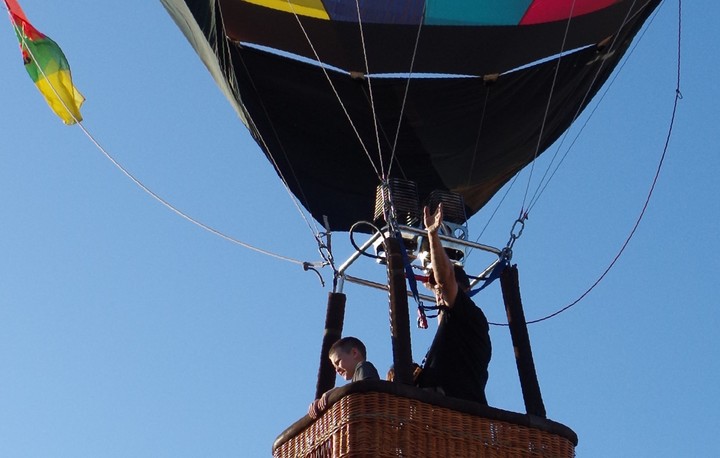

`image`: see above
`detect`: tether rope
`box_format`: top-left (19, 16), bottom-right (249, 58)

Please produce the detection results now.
top-left (8, 8), bottom-right (308, 267)
top-left (74, 122), bottom-right (307, 266)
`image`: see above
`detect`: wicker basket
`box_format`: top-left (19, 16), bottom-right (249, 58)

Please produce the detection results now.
top-left (273, 382), bottom-right (576, 458)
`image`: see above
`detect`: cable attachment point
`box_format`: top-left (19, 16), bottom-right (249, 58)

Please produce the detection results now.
top-left (378, 179), bottom-right (399, 234)
top-left (505, 214), bottom-right (527, 255)
top-left (501, 246), bottom-right (513, 263)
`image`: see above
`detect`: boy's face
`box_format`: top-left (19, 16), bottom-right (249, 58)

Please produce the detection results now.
top-left (329, 348), bottom-right (361, 380)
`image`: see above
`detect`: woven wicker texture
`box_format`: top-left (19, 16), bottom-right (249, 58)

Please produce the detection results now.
top-left (274, 392), bottom-right (575, 457)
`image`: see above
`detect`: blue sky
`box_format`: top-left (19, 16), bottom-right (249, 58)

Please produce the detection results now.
top-left (1, 1), bottom-right (718, 457)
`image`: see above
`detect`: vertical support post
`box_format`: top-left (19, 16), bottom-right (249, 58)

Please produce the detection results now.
top-left (500, 264), bottom-right (547, 418)
top-left (385, 237), bottom-right (413, 385)
top-left (314, 292), bottom-right (346, 400)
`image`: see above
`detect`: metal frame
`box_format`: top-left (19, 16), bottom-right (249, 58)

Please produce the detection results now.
top-left (334, 224), bottom-right (503, 296)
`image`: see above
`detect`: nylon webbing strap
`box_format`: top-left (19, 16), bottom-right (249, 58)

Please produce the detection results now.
top-left (468, 259), bottom-right (508, 298)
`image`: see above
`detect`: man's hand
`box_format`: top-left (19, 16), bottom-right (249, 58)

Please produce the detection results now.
top-left (423, 203), bottom-right (458, 307)
top-left (424, 203), bottom-right (444, 234)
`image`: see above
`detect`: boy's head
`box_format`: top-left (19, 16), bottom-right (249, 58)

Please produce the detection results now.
top-left (329, 337), bottom-right (367, 380)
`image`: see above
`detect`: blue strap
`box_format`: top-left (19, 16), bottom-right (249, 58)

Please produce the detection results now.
top-left (396, 234), bottom-right (432, 328)
top-left (468, 259), bottom-right (508, 298)
top-left (396, 234), bottom-right (421, 303)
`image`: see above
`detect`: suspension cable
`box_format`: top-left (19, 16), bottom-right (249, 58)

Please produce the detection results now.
top-left (491, 0), bottom-right (682, 326)
top-left (353, 0), bottom-right (385, 179)
top-left (519, 0), bottom-right (582, 213)
top-left (386, 3), bottom-right (427, 180)
top-left (217, 5), bottom-right (324, 242)
top-left (283, 0), bottom-right (382, 180)
top-left (525, 0), bottom-right (648, 214)
top-left (470, 1), bottom-right (644, 258)
top-left (525, 3), bottom-right (663, 215)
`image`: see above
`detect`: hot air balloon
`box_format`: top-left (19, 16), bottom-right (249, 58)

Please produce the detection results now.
top-left (161, 1), bottom-right (663, 456)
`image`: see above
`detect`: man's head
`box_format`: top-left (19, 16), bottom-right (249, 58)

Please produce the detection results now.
top-left (453, 265), bottom-right (471, 291)
top-left (386, 362), bottom-right (421, 382)
top-left (423, 265), bottom-right (471, 292)
top-left (329, 337), bottom-right (367, 380)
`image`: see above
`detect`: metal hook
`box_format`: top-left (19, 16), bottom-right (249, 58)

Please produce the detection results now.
top-left (303, 262), bottom-right (325, 287)
top-left (506, 217), bottom-right (526, 250)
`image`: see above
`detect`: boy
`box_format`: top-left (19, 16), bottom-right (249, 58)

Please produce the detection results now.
top-left (308, 337), bottom-right (379, 419)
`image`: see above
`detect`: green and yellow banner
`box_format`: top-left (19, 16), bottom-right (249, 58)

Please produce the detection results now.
top-left (4, 0), bottom-right (84, 124)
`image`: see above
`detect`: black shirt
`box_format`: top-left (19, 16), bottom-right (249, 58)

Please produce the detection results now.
top-left (418, 289), bottom-right (491, 404)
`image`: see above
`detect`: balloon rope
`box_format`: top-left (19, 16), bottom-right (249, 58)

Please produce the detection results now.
top-left (526, 0), bottom-right (661, 214)
top-left (386, 3), bottom-right (427, 181)
top-left (354, 0), bottom-right (385, 178)
top-left (464, 88), bottom-right (491, 191)
top-left (472, 2), bottom-right (641, 256)
top-left (283, 1), bottom-right (382, 180)
top-left (519, 0), bottom-right (580, 213)
top-left (74, 121), bottom-right (307, 266)
top-left (229, 54), bottom-right (324, 238)
top-left (9, 6), bottom-right (309, 268)
top-left (491, 0), bottom-right (682, 326)
top-left (525, 0), bottom-right (643, 213)
top-left (216, 5), bottom-right (324, 241)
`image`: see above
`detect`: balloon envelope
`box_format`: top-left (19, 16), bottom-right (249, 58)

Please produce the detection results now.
top-left (161, 0), bottom-right (661, 231)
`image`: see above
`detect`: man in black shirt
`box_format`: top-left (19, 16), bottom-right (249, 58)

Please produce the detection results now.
top-left (416, 204), bottom-right (492, 405)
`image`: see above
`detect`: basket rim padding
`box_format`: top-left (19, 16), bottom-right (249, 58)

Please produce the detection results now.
top-left (272, 379), bottom-right (577, 452)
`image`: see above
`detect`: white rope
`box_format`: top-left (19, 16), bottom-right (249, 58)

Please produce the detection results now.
top-left (283, 0), bottom-right (382, 179)
top-left (353, 0), bottom-right (385, 179)
top-left (463, 88), bottom-right (491, 189)
top-left (518, 0), bottom-right (581, 212)
top-left (526, 0), bottom-right (649, 213)
top-left (466, 0), bottom-right (647, 261)
top-left (74, 123), bottom-right (307, 266)
top-left (9, 8), bottom-right (307, 267)
top-left (521, 0), bottom-right (641, 213)
top-left (386, 3), bottom-right (427, 181)
top-left (216, 3), bottom-right (324, 240)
